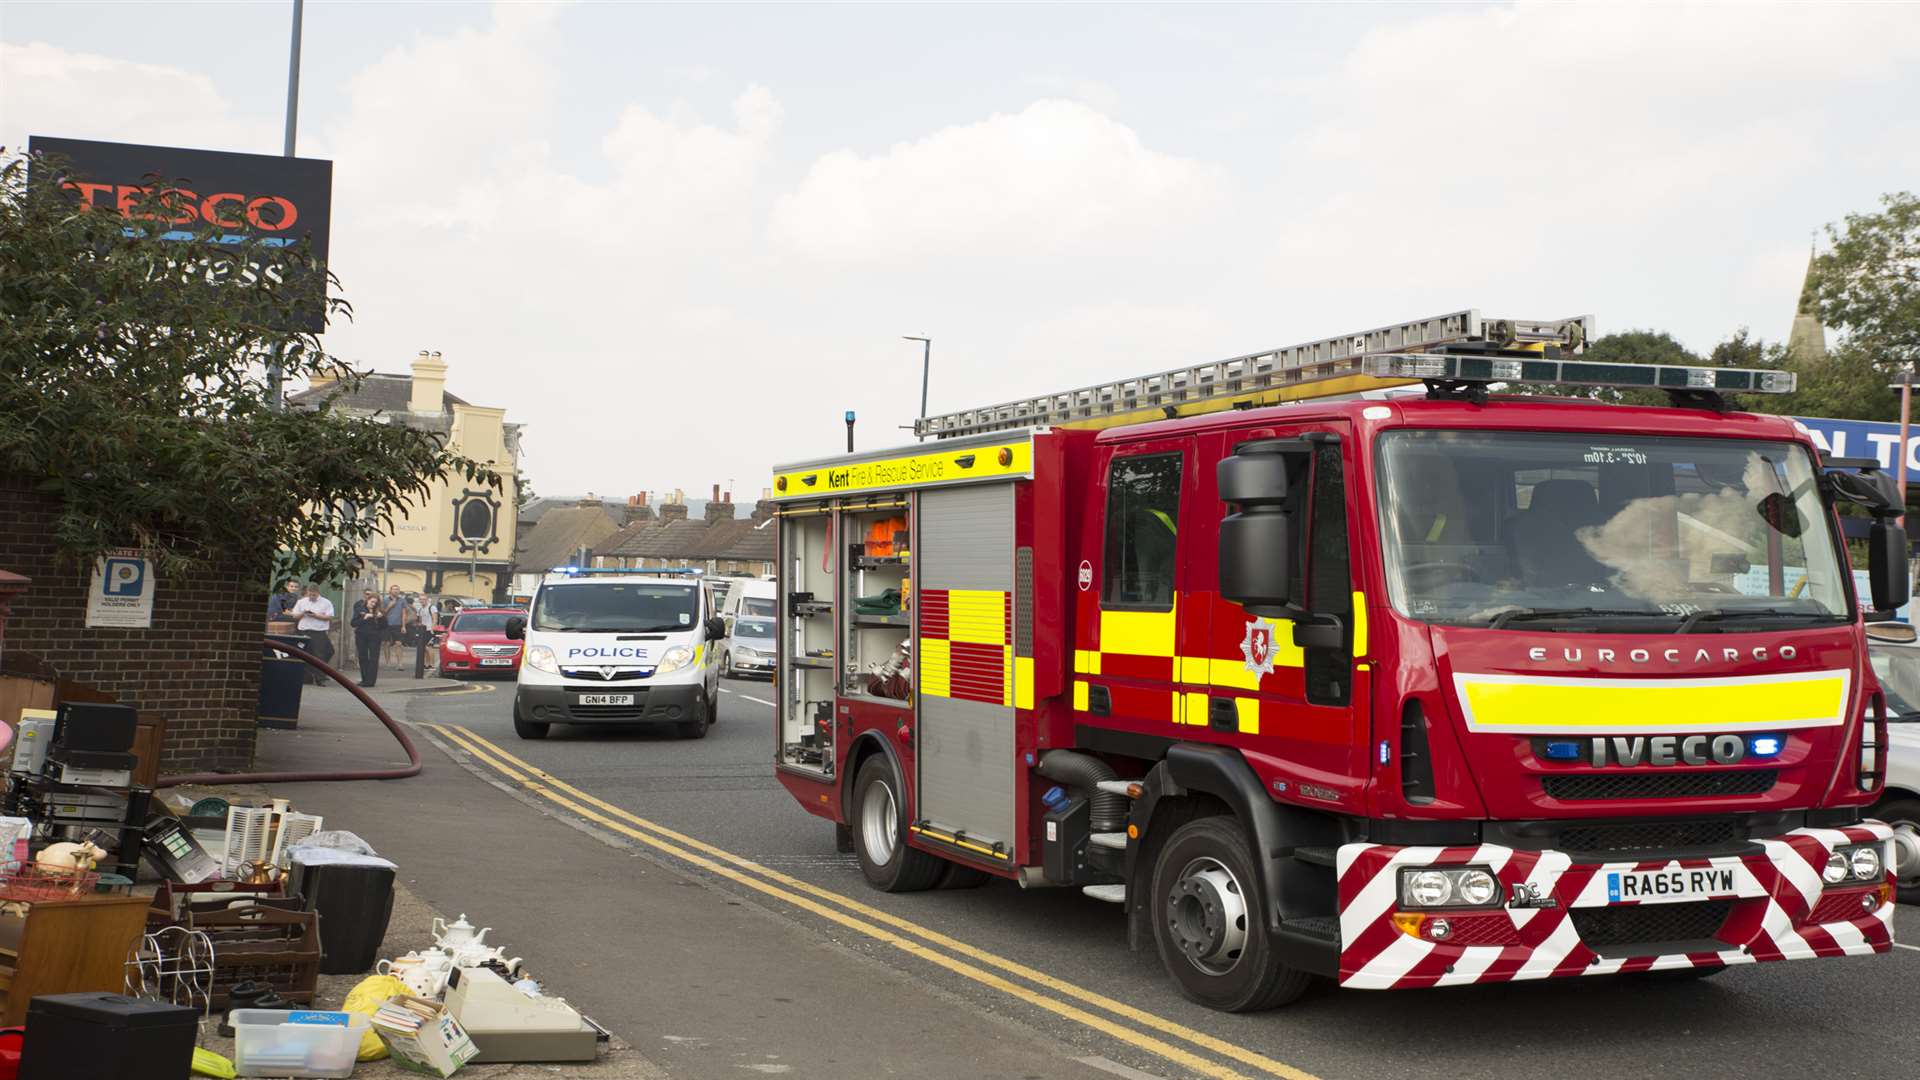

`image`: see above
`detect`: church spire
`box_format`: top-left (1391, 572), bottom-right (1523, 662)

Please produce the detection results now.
top-left (1788, 246), bottom-right (1827, 361)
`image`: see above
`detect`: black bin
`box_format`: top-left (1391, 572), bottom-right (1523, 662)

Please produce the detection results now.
top-left (259, 632), bottom-right (307, 729)
top-left (20, 993), bottom-right (196, 1080)
top-left (289, 852), bottom-right (397, 974)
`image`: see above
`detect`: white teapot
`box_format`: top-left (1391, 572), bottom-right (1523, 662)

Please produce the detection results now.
top-left (432, 913), bottom-right (491, 952)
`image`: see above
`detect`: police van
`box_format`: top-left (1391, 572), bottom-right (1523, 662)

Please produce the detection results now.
top-left (505, 568), bottom-right (726, 740)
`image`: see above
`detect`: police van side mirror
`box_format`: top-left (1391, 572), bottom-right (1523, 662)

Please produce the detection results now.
top-left (705, 616), bottom-right (728, 639)
top-left (504, 616), bottom-right (526, 640)
top-left (1869, 518), bottom-right (1910, 615)
top-left (1217, 445), bottom-right (1298, 616)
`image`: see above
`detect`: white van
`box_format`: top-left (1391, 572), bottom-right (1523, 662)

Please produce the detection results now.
top-left (720, 577), bottom-right (776, 625)
top-left (506, 569), bottom-right (726, 740)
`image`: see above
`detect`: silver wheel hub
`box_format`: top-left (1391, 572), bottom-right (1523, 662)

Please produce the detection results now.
top-left (861, 781), bottom-right (898, 865)
top-left (1167, 857), bottom-right (1249, 976)
top-left (1890, 820), bottom-right (1920, 886)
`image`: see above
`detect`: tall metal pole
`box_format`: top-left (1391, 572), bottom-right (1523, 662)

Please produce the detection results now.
top-left (903, 336), bottom-right (931, 440)
top-left (269, 0), bottom-right (305, 409)
top-left (1899, 367), bottom-right (1913, 531)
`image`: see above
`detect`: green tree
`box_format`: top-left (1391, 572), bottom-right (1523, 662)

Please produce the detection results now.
top-left (1811, 191), bottom-right (1920, 364)
top-left (0, 150), bottom-right (496, 581)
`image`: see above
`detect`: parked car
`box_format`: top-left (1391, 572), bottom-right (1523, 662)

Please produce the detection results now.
top-left (1865, 623), bottom-right (1920, 903)
top-left (723, 614), bottom-right (775, 679)
top-left (438, 606), bottom-right (527, 679)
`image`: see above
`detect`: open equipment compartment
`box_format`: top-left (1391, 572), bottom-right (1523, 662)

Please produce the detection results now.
top-left (777, 503), bottom-right (837, 773)
top-left (840, 498), bottom-right (913, 708)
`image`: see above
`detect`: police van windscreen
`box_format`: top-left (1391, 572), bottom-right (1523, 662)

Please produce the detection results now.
top-left (532, 583), bottom-right (700, 633)
top-left (1374, 431), bottom-right (1851, 630)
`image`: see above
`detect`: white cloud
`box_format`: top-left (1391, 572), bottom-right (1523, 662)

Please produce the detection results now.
top-left (0, 41), bottom-right (270, 153)
top-left (769, 99), bottom-right (1224, 264)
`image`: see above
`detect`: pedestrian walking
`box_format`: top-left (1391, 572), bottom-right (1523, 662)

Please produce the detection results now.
top-left (291, 581), bottom-right (336, 685)
top-left (381, 584), bottom-right (410, 666)
top-left (350, 589), bottom-right (384, 687)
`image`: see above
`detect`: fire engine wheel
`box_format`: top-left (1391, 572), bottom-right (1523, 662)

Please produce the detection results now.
top-left (512, 700), bottom-right (549, 740)
top-left (1150, 815), bottom-right (1310, 1012)
top-left (852, 756), bottom-right (944, 892)
top-left (1877, 798), bottom-right (1920, 903)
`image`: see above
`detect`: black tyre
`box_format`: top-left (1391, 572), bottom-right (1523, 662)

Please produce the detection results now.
top-left (512, 699), bottom-right (549, 740)
top-left (1873, 797), bottom-right (1920, 904)
top-left (936, 861), bottom-right (993, 889)
top-left (677, 697), bottom-right (712, 739)
top-left (1149, 815), bottom-right (1311, 1012)
top-left (1632, 965), bottom-right (1727, 982)
top-left (851, 756), bottom-right (944, 892)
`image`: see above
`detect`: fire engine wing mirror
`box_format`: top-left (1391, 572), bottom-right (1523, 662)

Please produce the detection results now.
top-left (1292, 617), bottom-right (1344, 650)
top-left (1217, 443), bottom-right (1304, 616)
top-left (1828, 468), bottom-right (1903, 517)
top-left (504, 616), bottom-right (526, 640)
top-left (1868, 518), bottom-right (1910, 615)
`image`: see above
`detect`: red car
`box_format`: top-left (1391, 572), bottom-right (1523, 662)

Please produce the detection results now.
top-left (436, 607), bottom-right (525, 679)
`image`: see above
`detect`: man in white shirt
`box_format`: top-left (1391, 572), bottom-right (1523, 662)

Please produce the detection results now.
top-left (291, 581), bottom-right (337, 685)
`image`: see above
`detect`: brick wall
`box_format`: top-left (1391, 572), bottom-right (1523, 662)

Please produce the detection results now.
top-left (0, 477), bottom-right (264, 773)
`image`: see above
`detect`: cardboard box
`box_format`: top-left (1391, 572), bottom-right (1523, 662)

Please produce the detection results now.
top-left (370, 994), bottom-right (478, 1077)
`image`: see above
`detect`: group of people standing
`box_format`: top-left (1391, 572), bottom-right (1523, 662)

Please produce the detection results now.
top-left (269, 581), bottom-right (441, 688)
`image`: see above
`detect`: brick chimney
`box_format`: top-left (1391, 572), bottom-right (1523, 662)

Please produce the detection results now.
top-left (409, 350), bottom-right (448, 414)
top-left (752, 499), bottom-right (776, 524)
top-left (705, 496), bottom-right (736, 524)
top-left (659, 502), bottom-right (689, 523)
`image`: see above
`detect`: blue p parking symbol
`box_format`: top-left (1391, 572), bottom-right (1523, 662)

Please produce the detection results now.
top-left (103, 558), bottom-right (145, 597)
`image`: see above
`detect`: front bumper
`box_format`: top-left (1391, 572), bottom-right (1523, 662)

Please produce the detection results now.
top-left (1335, 821), bottom-right (1895, 988)
top-left (441, 655), bottom-right (520, 676)
top-left (516, 681), bottom-right (706, 725)
top-left (729, 653), bottom-right (774, 674)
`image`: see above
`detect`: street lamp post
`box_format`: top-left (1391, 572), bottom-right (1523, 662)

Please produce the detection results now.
top-left (902, 336), bottom-right (931, 440)
top-left (268, 0), bottom-right (305, 410)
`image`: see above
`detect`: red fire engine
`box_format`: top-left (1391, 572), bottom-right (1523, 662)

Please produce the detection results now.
top-left (768, 310), bottom-right (1905, 1011)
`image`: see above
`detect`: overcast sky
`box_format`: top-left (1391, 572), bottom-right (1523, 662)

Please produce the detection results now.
top-left (5, 1), bottom-right (1918, 499)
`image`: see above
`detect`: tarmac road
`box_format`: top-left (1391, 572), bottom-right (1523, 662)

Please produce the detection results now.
top-left (277, 676), bottom-right (1920, 1080)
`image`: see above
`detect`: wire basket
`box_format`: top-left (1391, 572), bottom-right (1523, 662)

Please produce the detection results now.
top-left (0, 863), bottom-right (102, 902)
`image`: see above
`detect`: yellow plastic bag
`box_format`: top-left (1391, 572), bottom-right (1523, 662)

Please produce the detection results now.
top-left (190, 1047), bottom-right (237, 1078)
top-left (342, 973), bottom-right (410, 1061)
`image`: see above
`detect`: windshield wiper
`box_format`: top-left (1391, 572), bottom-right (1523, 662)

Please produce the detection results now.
top-left (1485, 607), bottom-right (1672, 630)
top-left (1676, 608), bottom-right (1838, 634)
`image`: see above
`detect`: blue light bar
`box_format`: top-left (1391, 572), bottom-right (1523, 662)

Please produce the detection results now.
top-left (1362, 353), bottom-right (1796, 394)
top-left (547, 566), bottom-right (705, 576)
top-left (1542, 740), bottom-right (1582, 761)
top-left (1747, 735), bottom-right (1783, 758)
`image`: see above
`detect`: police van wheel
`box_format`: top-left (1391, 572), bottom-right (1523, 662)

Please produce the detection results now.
top-left (1150, 815), bottom-right (1311, 1012)
top-left (512, 701), bottom-right (549, 740)
top-left (852, 756), bottom-right (943, 892)
top-left (677, 696), bottom-right (712, 739)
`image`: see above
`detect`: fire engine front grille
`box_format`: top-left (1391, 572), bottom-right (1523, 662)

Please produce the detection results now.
top-left (1806, 889), bottom-right (1877, 925)
top-left (1570, 900), bottom-right (1732, 949)
top-left (1543, 770), bottom-right (1777, 802)
top-left (1557, 820), bottom-right (1739, 855)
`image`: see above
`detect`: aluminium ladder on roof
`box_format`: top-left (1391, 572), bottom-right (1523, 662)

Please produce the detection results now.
top-left (915, 309), bottom-right (1592, 439)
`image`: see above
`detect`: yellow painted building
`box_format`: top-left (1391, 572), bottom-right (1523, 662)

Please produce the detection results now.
top-left (290, 351), bottom-right (522, 601)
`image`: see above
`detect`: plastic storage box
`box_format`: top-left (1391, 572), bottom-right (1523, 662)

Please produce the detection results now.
top-left (288, 850), bottom-right (397, 974)
top-left (230, 1009), bottom-right (370, 1079)
top-left (18, 993), bottom-right (196, 1080)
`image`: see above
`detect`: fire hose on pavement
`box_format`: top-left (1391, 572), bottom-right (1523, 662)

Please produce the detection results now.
top-left (156, 636), bottom-right (423, 788)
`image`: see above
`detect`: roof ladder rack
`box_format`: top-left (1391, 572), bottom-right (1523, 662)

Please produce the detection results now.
top-left (915, 309), bottom-right (1592, 439)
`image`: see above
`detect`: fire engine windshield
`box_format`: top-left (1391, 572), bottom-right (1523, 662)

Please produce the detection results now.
top-left (1374, 431), bottom-right (1851, 630)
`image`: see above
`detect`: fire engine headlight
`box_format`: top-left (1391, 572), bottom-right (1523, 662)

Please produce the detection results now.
top-left (525, 645), bottom-right (560, 674)
top-left (1399, 866), bottom-right (1501, 909)
top-left (1822, 850), bottom-right (1850, 885)
top-left (655, 645), bottom-right (695, 675)
top-left (1849, 844), bottom-right (1883, 882)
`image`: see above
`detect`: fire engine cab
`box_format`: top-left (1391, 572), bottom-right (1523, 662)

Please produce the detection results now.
top-left (767, 310), bottom-right (1907, 1011)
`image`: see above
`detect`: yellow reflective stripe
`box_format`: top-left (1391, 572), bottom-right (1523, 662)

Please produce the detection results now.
top-left (1147, 508), bottom-right (1177, 535)
top-left (1454, 671), bottom-right (1851, 734)
top-left (1424, 513), bottom-right (1448, 543)
top-left (1073, 680), bottom-right (1090, 711)
top-left (694, 645), bottom-right (703, 665)
top-left (1100, 594), bottom-right (1177, 656)
top-left (1178, 656), bottom-right (1210, 684)
top-left (1235, 697), bottom-right (1259, 734)
top-left (1207, 657), bottom-right (1263, 690)
top-left (909, 825), bottom-right (1011, 860)
top-left (772, 439), bottom-right (1032, 500)
top-left (948, 590), bottom-right (1006, 645)
top-left (1350, 591), bottom-right (1368, 658)
top-left (1014, 657), bottom-right (1034, 710)
top-left (1003, 645), bottom-right (1014, 707)
top-left (921, 639), bottom-right (951, 698)
top-left (1181, 691), bottom-right (1207, 726)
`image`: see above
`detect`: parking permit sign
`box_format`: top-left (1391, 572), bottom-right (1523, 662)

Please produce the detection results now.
top-left (86, 548), bottom-right (155, 628)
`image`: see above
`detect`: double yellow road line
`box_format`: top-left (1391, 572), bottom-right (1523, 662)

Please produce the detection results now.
top-left (426, 723), bottom-right (1320, 1080)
